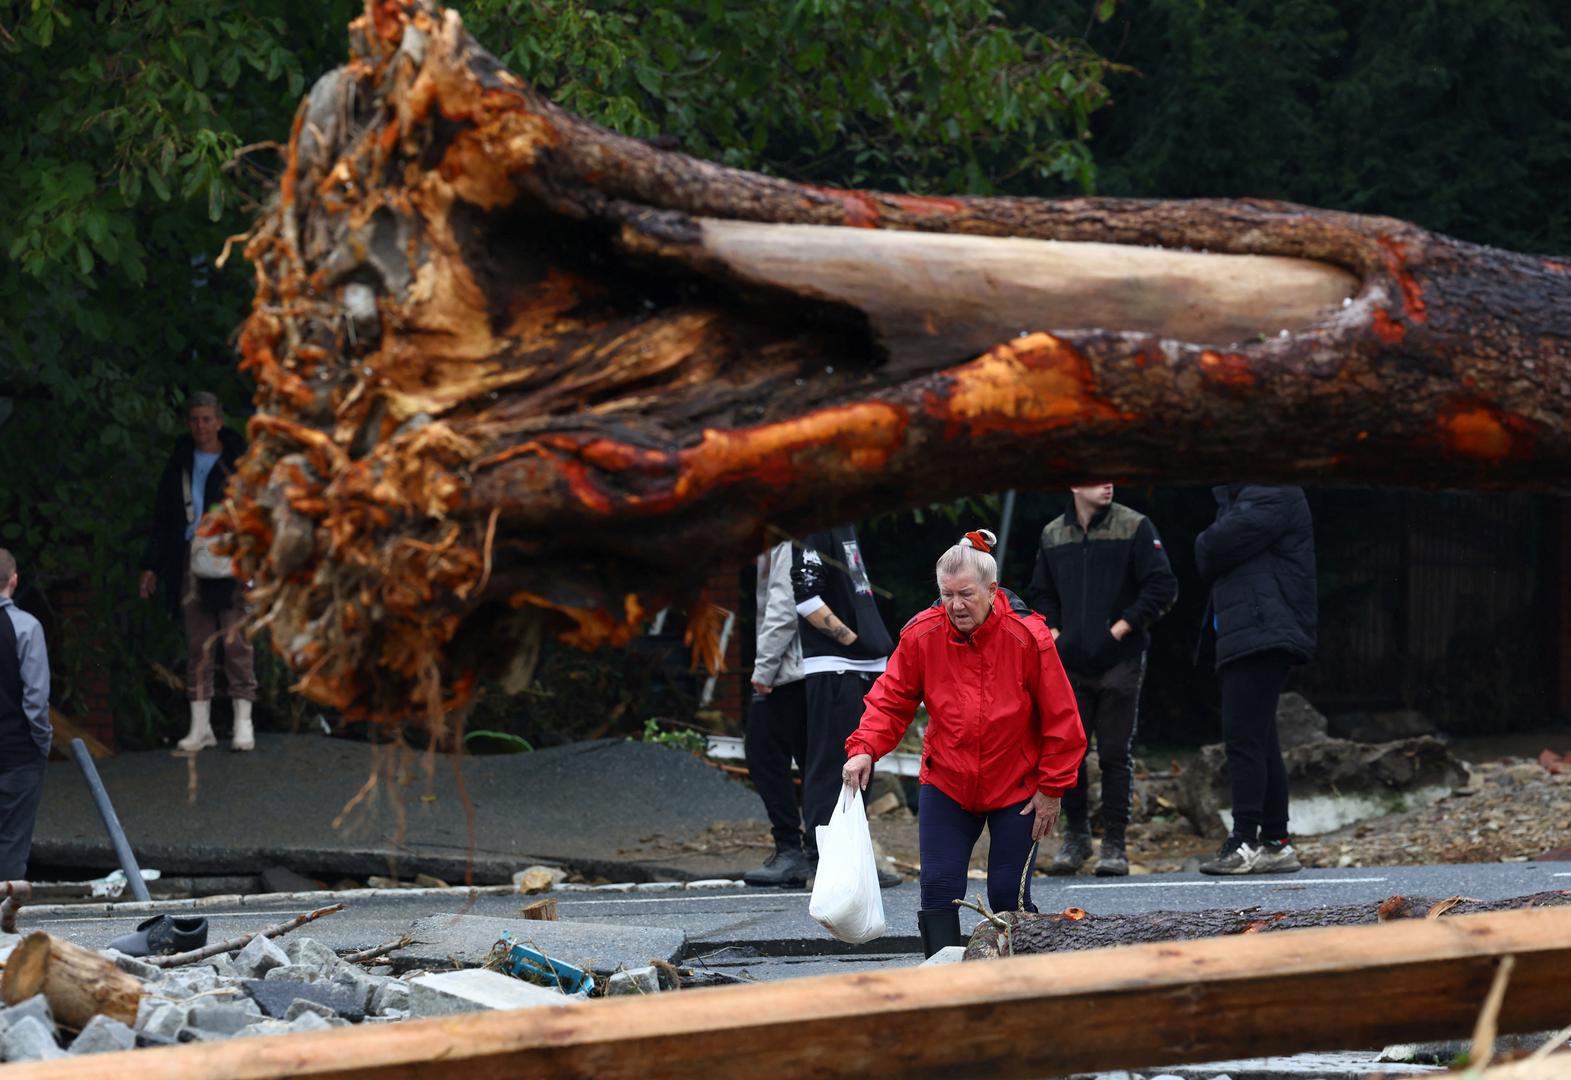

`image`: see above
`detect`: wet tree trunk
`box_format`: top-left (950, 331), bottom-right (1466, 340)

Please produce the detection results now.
top-left (965, 891), bottom-right (1571, 959)
top-left (226, 0), bottom-right (1571, 724)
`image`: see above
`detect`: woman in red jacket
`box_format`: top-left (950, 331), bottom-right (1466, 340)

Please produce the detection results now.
top-left (842, 530), bottom-right (1085, 957)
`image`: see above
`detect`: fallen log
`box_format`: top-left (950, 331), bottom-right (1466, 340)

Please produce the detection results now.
top-left (965, 889), bottom-right (1571, 958)
top-left (0, 932), bottom-right (142, 1031)
top-left (5, 905), bottom-right (1571, 1079)
top-left (224, 0), bottom-right (1571, 724)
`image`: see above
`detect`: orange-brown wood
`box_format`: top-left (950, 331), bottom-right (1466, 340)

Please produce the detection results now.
top-left (6, 906), bottom-right (1570, 1079)
top-left (0, 932), bottom-right (142, 1032)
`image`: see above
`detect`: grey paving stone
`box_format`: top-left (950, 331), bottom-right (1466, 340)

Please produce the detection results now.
top-left (919, 946), bottom-right (965, 966)
top-left (69, 1015), bottom-right (137, 1055)
top-left (1, 1016), bottom-right (65, 1062)
top-left (185, 1003), bottom-right (256, 1036)
top-left (328, 964), bottom-right (385, 1012)
top-left (262, 963), bottom-right (322, 984)
top-left (286, 937), bottom-right (343, 976)
top-left (285, 1012), bottom-right (334, 1034)
top-left (283, 999), bottom-right (339, 1023)
top-left (242, 978), bottom-right (365, 1022)
top-left (135, 1001), bottom-right (186, 1041)
top-left (233, 934), bottom-right (291, 979)
top-left (371, 979), bottom-right (411, 1015)
top-left (0, 994), bottom-right (54, 1035)
top-left (393, 914), bottom-right (685, 976)
top-left (101, 949), bottom-right (161, 980)
top-left (408, 970), bottom-right (577, 1017)
top-left (606, 966), bottom-right (659, 996)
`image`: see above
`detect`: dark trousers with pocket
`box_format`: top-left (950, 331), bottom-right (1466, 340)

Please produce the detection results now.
top-left (0, 754), bottom-right (46, 880)
top-left (802, 669), bottom-right (878, 857)
top-left (1061, 655), bottom-right (1145, 845)
top-left (1219, 649), bottom-right (1294, 843)
top-left (744, 679), bottom-right (808, 851)
top-left (918, 784), bottom-right (1039, 915)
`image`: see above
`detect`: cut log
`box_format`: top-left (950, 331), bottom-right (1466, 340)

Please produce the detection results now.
top-left (223, 0), bottom-right (1571, 723)
top-left (5, 906), bottom-right (1571, 1079)
top-left (0, 931), bottom-right (142, 1031)
top-left (966, 889), bottom-right (1571, 958)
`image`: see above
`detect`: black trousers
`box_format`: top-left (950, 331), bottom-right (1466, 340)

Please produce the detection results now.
top-left (743, 679), bottom-right (808, 851)
top-left (0, 755), bottom-right (46, 880)
top-left (802, 669), bottom-right (879, 856)
top-left (1061, 655), bottom-right (1145, 844)
top-left (1219, 649), bottom-right (1294, 843)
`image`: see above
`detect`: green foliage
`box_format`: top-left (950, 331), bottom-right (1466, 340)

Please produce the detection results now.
top-left (461, 0), bottom-right (1119, 193)
top-left (0, 0), bottom-right (355, 733)
top-left (640, 718), bottom-right (709, 753)
top-left (1081, 0), bottom-right (1571, 252)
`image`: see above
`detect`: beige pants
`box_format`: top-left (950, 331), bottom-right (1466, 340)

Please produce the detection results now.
top-left (181, 557), bottom-right (257, 702)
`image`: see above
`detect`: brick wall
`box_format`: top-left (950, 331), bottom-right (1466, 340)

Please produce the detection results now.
top-left (1555, 500), bottom-right (1571, 715)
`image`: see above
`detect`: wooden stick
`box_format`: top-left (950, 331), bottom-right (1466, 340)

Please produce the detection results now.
top-left (0, 933), bottom-right (142, 1030)
top-left (144, 904), bottom-right (345, 968)
top-left (7, 905), bottom-right (1571, 1079)
top-left (339, 934), bottom-right (412, 965)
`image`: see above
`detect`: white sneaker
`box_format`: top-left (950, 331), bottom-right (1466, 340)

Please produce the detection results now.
top-left (1252, 841), bottom-right (1303, 873)
top-left (231, 699), bottom-right (255, 752)
top-left (176, 700), bottom-right (217, 752)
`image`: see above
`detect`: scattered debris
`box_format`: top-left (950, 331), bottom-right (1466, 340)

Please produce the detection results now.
top-left (485, 935), bottom-right (594, 997)
top-left (519, 899), bottom-right (557, 921)
top-left (513, 866), bottom-right (565, 894)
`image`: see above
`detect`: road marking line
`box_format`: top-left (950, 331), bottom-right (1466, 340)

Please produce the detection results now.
top-left (1062, 877), bottom-right (1388, 890)
top-left (561, 891), bottom-right (810, 905)
top-left (1553, 872), bottom-right (1571, 877)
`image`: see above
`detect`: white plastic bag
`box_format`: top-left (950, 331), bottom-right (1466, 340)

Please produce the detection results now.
top-left (808, 784), bottom-right (886, 943)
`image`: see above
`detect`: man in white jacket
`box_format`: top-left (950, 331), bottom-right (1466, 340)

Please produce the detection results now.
top-left (742, 541), bottom-right (811, 886)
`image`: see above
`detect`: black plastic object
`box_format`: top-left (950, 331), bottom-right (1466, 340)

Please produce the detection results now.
top-left (68, 738), bottom-right (151, 903)
top-left (107, 913), bottom-right (211, 958)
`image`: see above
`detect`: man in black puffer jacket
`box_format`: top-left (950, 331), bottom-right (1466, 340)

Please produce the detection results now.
top-left (1027, 484), bottom-right (1177, 876)
top-left (1194, 485), bottom-right (1317, 875)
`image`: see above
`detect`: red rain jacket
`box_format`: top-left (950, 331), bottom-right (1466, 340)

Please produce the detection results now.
top-left (845, 593), bottom-right (1086, 813)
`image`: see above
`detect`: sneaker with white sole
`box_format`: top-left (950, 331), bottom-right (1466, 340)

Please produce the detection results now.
top-left (1252, 839), bottom-right (1303, 873)
top-left (1198, 836), bottom-right (1257, 875)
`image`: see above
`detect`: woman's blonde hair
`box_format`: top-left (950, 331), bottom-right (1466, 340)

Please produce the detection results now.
top-left (935, 529), bottom-right (998, 586)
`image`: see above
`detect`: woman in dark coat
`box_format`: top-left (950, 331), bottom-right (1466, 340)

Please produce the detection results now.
top-left (1194, 485), bottom-right (1316, 875)
top-left (138, 393), bottom-right (257, 751)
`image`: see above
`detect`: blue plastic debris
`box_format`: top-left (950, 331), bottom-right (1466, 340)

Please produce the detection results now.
top-left (490, 934), bottom-right (595, 997)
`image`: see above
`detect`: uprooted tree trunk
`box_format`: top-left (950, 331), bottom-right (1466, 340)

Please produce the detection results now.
top-left (965, 891), bottom-right (1571, 959)
top-left (224, 0), bottom-right (1571, 725)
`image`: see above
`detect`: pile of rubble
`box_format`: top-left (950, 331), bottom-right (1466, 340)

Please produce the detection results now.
top-left (0, 925), bottom-right (677, 1063)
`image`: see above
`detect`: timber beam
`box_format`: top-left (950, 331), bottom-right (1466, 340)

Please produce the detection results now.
top-left (7, 905), bottom-right (1571, 1079)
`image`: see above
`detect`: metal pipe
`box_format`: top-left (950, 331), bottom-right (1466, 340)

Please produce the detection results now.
top-left (996, 489), bottom-right (1018, 572)
top-left (68, 738), bottom-right (151, 903)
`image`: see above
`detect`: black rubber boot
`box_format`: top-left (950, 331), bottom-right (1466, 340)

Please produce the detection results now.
top-left (742, 845), bottom-right (811, 887)
top-left (1047, 826), bottom-right (1093, 875)
top-left (1094, 838), bottom-right (1129, 877)
top-left (917, 907), bottom-right (963, 958)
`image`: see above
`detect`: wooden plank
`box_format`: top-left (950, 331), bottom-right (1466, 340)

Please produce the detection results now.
top-left (8, 906), bottom-right (1571, 1079)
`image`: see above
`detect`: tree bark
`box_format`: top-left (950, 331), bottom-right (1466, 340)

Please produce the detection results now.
top-left (226, 0), bottom-right (1571, 723)
top-left (964, 890), bottom-right (1571, 959)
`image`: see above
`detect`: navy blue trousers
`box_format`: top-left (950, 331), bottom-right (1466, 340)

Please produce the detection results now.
top-left (918, 784), bottom-right (1038, 915)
